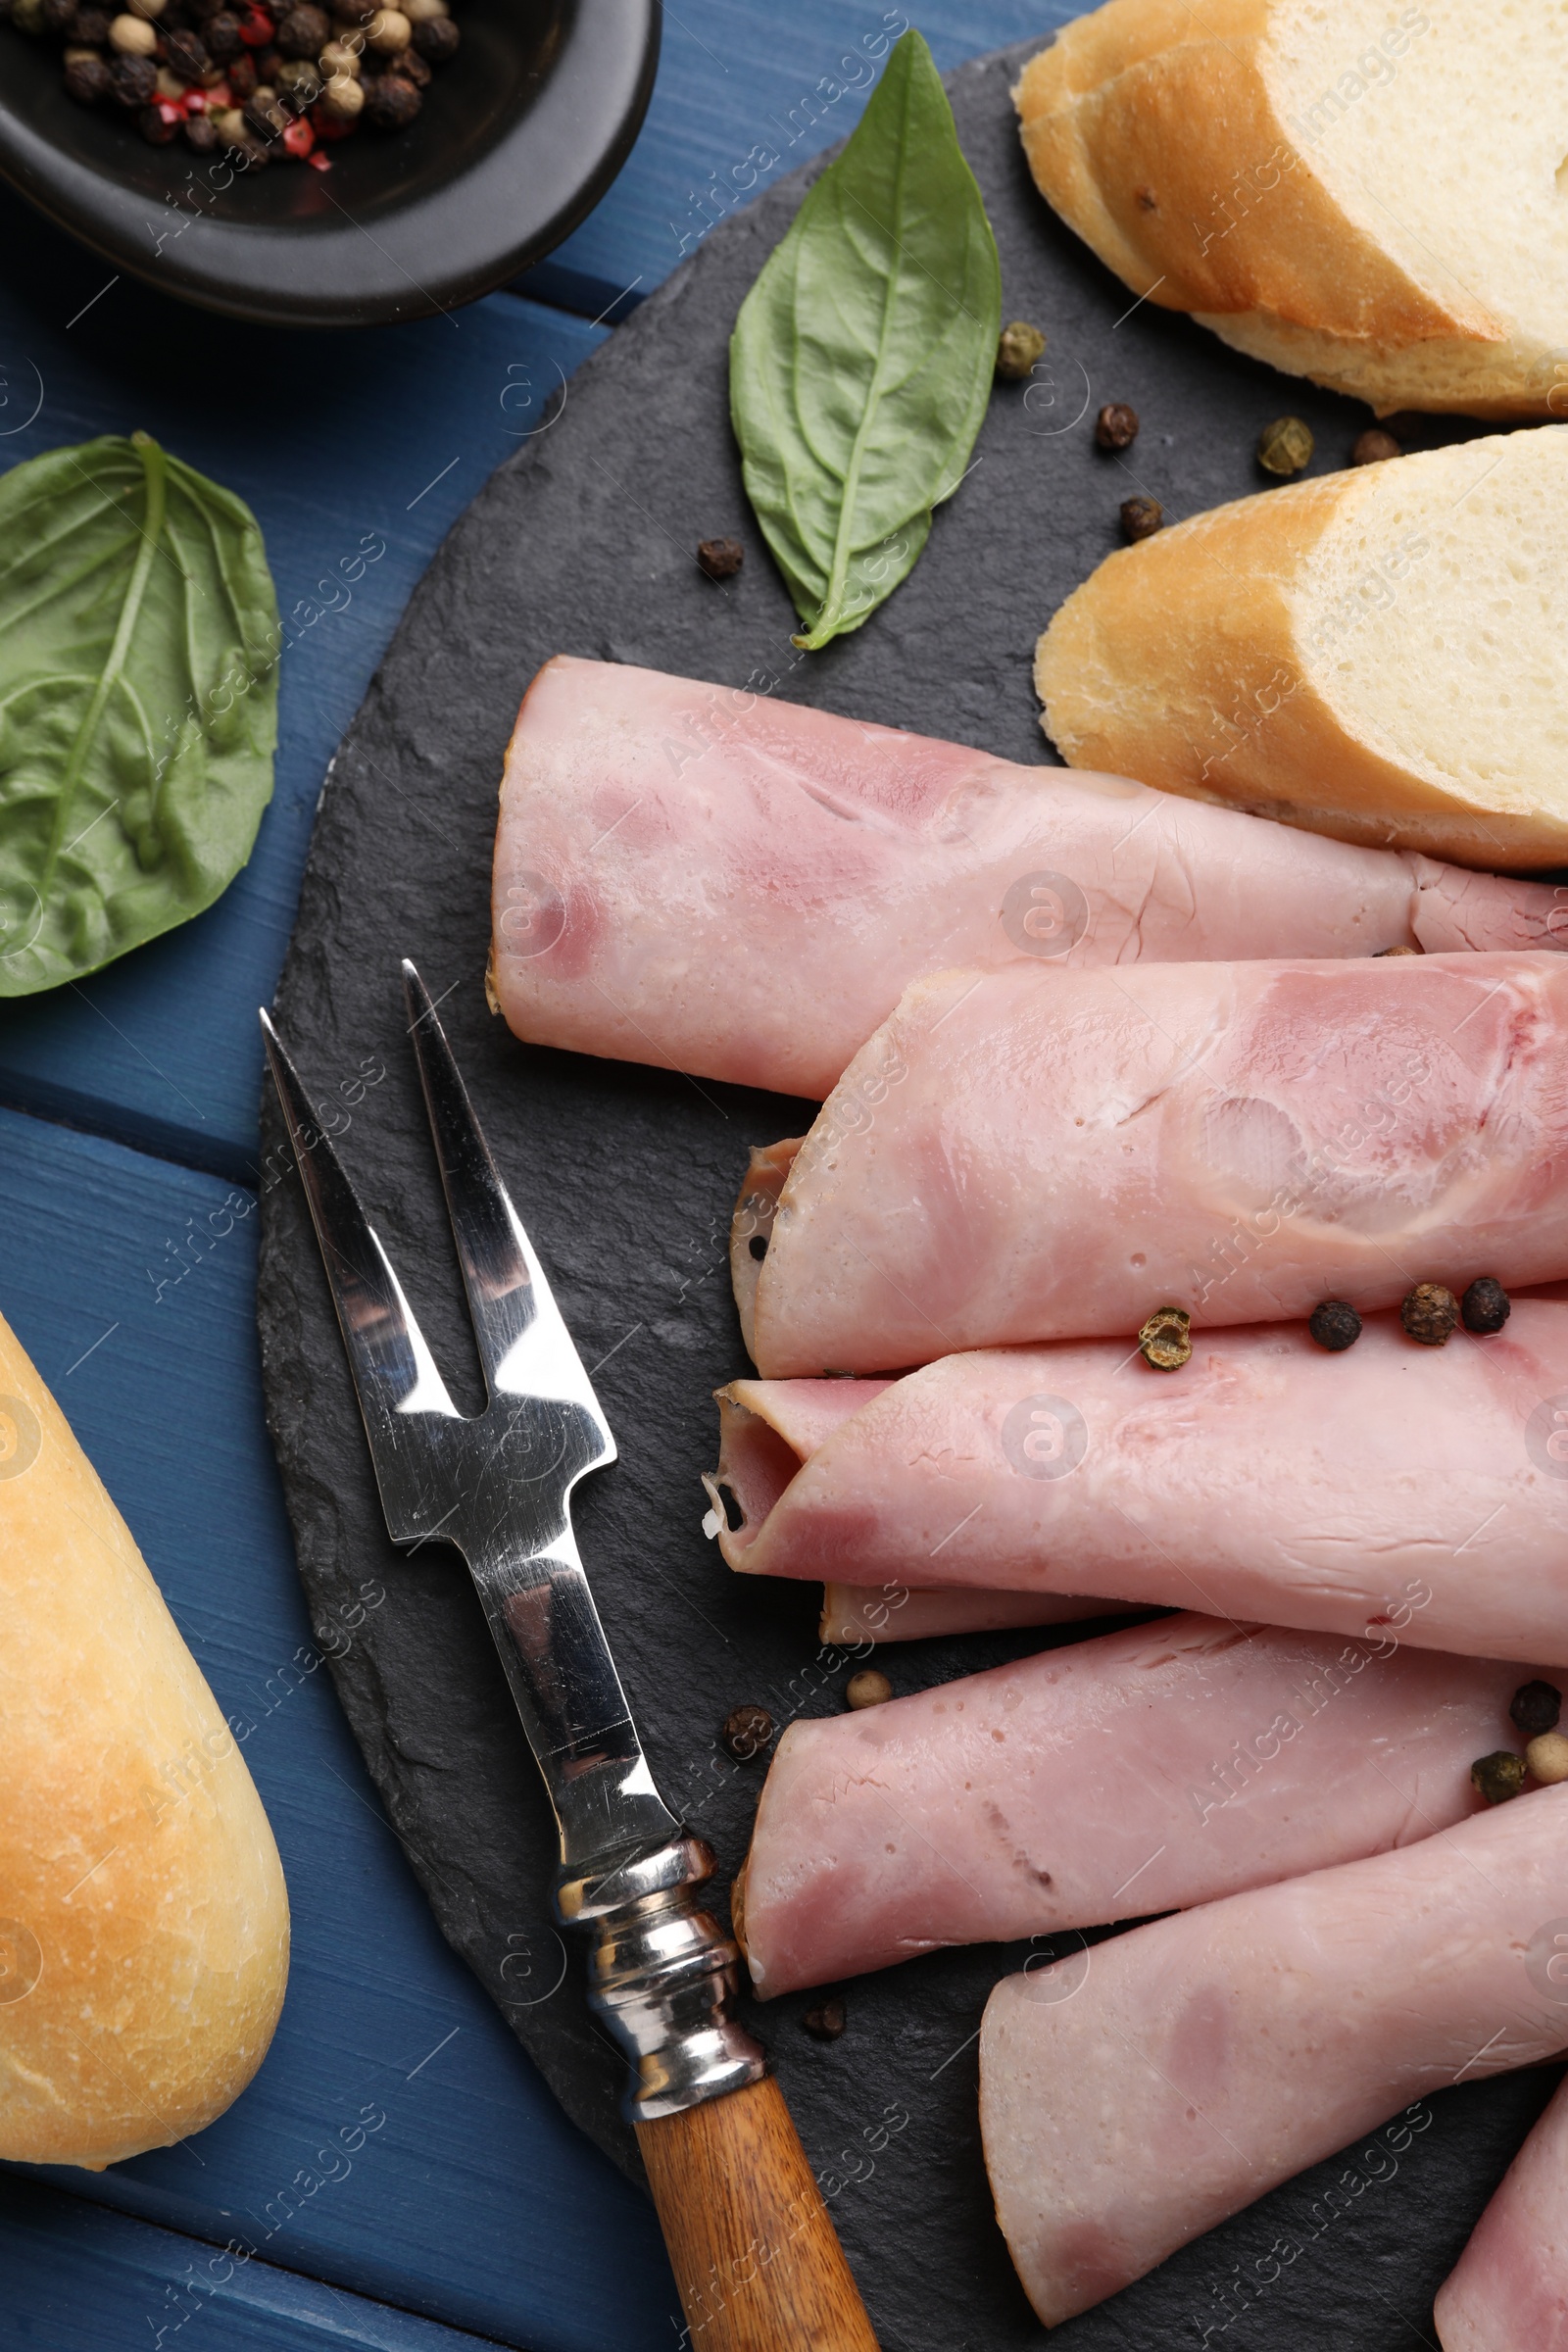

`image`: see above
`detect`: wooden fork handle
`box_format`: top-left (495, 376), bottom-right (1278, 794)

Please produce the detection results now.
top-left (636, 2074), bottom-right (880, 2350)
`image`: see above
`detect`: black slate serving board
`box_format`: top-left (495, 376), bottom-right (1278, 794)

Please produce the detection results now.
top-left (255, 39), bottom-right (1559, 2352)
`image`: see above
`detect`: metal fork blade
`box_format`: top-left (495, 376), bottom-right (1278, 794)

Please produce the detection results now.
top-left (260, 1007), bottom-right (463, 1545)
top-left (262, 987), bottom-right (765, 2124)
top-left (402, 959), bottom-right (612, 1447)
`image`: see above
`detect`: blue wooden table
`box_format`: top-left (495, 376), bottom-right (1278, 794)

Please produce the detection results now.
top-left (0, 9), bottom-right (1074, 2344)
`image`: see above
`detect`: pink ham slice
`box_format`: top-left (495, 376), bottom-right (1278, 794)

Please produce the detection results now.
top-left (980, 1788), bottom-right (1568, 2328)
top-left (734, 953), bottom-right (1568, 1378)
top-left (487, 658), bottom-right (1568, 1101)
top-left (710, 1305), bottom-right (1568, 1666)
top-left (1435, 2071), bottom-right (1568, 2348)
top-left (733, 1612), bottom-right (1531, 1999)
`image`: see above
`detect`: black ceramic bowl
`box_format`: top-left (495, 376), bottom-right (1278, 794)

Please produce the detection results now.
top-left (0, 0), bottom-right (660, 326)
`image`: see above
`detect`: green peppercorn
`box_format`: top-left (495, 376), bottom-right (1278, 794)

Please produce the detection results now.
top-left (995, 320), bottom-right (1045, 381)
top-left (1400, 1283), bottom-right (1459, 1347)
top-left (1308, 1299), bottom-right (1361, 1352)
top-left (1510, 1680), bottom-right (1561, 1739)
top-left (1139, 1305), bottom-right (1192, 1370)
top-left (1471, 1750), bottom-right (1527, 1805)
top-left (1257, 416), bottom-right (1314, 476)
top-left (1461, 1277), bottom-right (1511, 1335)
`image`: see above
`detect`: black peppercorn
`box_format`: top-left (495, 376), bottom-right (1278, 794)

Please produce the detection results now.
top-left (182, 107), bottom-right (219, 147)
top-left (203, 8), bottom-right (239, 51)
top-left (73, 2), bottom-right (109, 32)
top-left (1120, 495), bottom-right (1163, 543)
top-left (64, 50), bottom-right (113, 99)
top-left (410, 9), bottom-right (455, 58)
top-left (698, 537), bottom-right (744, 581)
top-left (255, 41), bottom-right (283, 78)
top-left (138, 100), bottom-right (179, 141)
top-left (275, 0), bottom-right (324, 50)
top-left (162, 24), bottom-right (208, 75)
top-left (225, 48), bottom-right (255, 93)
top-left (107, 51), bottom-right (158, 105)
top-left (720, 1702), bottom-right (774, 1761)
top-left (1510, 1680), bottom-right (1561, 1739)
top-left (1471, 1751), bottom-right (1527, 1806)
top-left (1461, 1277), bottom-right (1510, 1335)
top-left (396, 39), bottom-right (427, 82)
top-left (1095, 402), bottom-right (1139, 451)
top-left (185, 0), bottom-right (226, 20)
top-left (1351, 428), bottom-right (1400, 466)
top-left (40, 0), bottom-right (76, 30)
top-left (363, 68), bottom-right (418, 125)
top-left (1400, 1283), bottom-right (1459, 1347)
top-left (1308, 1299), bottom-right (1361, 1352)
top-left (802, 1997), bottom-right (847, 2040)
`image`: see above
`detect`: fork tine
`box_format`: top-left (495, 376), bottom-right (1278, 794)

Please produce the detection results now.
top-left (401, 960), bottom-right (610, 1434)
top-left (260, 1007), bottom-right (462, 1544)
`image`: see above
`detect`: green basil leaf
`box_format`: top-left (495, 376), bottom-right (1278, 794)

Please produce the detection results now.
top-left (0, 431), bottom-right (279, 997)
top-left (729, 28), bottom-right (1002, 652)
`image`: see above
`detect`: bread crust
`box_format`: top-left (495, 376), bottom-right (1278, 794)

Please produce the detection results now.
top-left (0, 1310), bottom-right (289, 2169)
top-left (1012, 1), bottom-right (1554, 418)
top-left (1035, 455), bottom-right (1568, 872)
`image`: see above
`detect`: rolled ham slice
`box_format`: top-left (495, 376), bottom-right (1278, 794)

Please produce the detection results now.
top-left (735, 953), bottom-right (1568, 1377)
top-left (734, 1613), bottom-right (1531, 1998)
top-left (710, 1305), bottom-right (1568, 1665)
top-left (1435, 2071), bottom-right (1568, 2348)
top-left (488, 658), bottom-right (1567, 1100)
top-left (981, 1788), bottom-right (1568, 2328)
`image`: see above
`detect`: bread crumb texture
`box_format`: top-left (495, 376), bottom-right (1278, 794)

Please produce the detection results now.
top-left (1015, 0), bottom-right (1568, 415)
top-left (1036, 427), bottom-right (1568, 868)
top-left (0, 1310), bottom-right (289, 2169)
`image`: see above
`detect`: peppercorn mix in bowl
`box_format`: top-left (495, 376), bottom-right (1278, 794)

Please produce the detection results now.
top-left (0, 0), bottom-right (661, 324)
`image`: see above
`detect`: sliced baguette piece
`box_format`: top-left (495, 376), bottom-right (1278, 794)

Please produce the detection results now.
top-left (1036, 425), bottom-right (1568, 870)
top-left (1013, 0), bottom-right (1568, 418)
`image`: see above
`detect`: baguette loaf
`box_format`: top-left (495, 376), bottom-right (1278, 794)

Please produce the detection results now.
top-left (0, 1307), bottom-right (288, 2168)
top-left (1014, 0), bottom-right (1568, 418)
top-left (1036, 425), bottom-right (1568, 870)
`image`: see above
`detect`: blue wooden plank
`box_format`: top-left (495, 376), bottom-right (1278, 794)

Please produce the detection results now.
top-left (0, 2174), bottom-right (509, 2352)
top-left (0, 197), bottom-right (605, 1186)
top-left (514, 0), bottom-right (1083, 317)
top-left (0, 1105), bottom-right (676, 2352)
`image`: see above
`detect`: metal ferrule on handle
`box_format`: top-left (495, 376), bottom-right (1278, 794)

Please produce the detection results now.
top-left (569, 1834), bottom-right (765, 2122)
